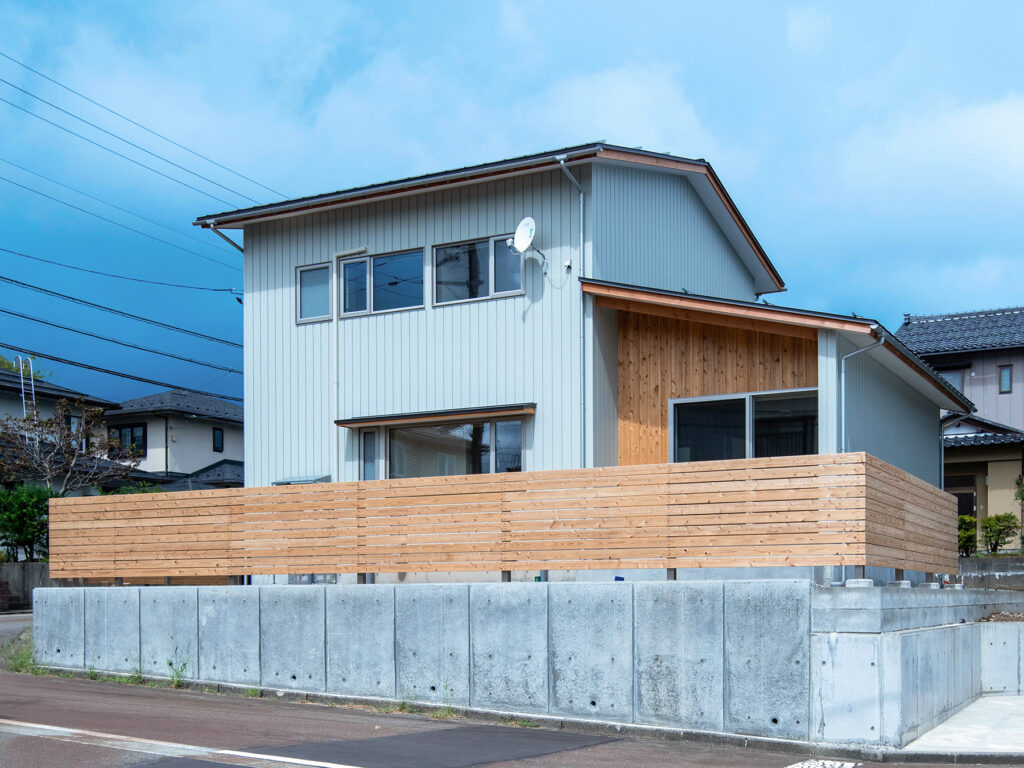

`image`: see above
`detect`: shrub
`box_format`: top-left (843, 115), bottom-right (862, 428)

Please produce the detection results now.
top-left (0, 484), bottom-right (52, 561)
top-left (981, 513), bottom-right (1022, 554)
top-left (958, 515), bottom-right (978, 557)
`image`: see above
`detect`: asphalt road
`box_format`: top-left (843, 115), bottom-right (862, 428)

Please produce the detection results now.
top-left (0, 672), bottom-right (1018, 768)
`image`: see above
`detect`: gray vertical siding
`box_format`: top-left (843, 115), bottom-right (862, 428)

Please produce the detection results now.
top-left (244, 169), bottom-right (587, 486)
top-left (591, 163), bottom-right (757, 300)
top-left (838, 335), bottom-right (941, 486)
top-left (958, 349), bottom-right (1024, 431)
top-left (589, 305), bottom-right (619, 467)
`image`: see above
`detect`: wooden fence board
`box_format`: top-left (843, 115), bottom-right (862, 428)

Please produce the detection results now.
top-left (47, 452), bottom-right (957, 578)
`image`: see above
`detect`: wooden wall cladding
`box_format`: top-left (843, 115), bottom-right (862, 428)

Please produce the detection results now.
top-left (48, 453), bottom-right (957, 579)
top-left (617, 309), bottom-right (818, 466)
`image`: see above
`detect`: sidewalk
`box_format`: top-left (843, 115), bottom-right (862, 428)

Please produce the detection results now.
top-left (903, 695), bottom-right (1024, 754)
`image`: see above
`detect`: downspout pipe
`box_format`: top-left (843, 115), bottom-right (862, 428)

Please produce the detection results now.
top-left (555, 154), bottom-right (587, 469)
top-left (208, 219), bottom-right (244, 253)
top-left (839, 326), bottom-right (885, 453)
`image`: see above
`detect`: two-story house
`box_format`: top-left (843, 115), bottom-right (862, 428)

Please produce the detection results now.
top-left (194, 143), bottom-right (970, 493)
top-left (104, 390), bottom-right (243, 490)
top-left (898, 308), bottom-right (1024, 545)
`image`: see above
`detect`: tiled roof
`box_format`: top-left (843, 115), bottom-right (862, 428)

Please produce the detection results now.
top-left (108, 389), bottom-right (242, 423)
top-left (943, 433), bottom-right (1024, 448)
top-left (0, 369), bottom-right (115, 407)
top-left (897, 307), bottom-right (1024, 355)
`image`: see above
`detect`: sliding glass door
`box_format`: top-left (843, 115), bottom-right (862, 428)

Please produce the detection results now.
top-left (671, 389), bottom-right (817, 463)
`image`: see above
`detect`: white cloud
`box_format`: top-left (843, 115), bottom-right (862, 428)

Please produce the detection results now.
top-left (787, 7), bottom-right (831, 56)
top-left (834, 95), bottom-right (1024, 217)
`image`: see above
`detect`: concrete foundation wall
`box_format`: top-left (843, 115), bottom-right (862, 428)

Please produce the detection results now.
top-left (32, 581), bottom-right (1024, 748)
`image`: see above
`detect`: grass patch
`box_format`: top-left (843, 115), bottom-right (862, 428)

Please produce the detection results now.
top-left (499, 716), bottom-right (539, 728)
top-left (0, 629), bottom-right (42, 674)
top-left (244, 687), bottom-right (261, 698)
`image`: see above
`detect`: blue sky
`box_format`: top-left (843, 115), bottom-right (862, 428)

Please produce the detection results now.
top-left (1, 1), bottom-right (1022, 402)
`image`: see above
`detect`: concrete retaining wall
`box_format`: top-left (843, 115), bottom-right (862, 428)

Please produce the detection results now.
top-left (31, 581), bottom-right (1024, 748)
top-left (1, 562), bottom-right (53, 607)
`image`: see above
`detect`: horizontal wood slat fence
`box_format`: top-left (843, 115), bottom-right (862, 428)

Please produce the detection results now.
top-left (48, 452), bottom-right (958, 579)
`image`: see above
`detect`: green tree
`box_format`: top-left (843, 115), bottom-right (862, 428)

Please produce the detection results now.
top-left (0, 399), bottom-right (140, 495)
top-left (981, 513), bottom-right (1022, 554)
top-left (958, 515), bottom-right (977, 557)
top-left (0, 354), bottom-right (50, 380)
top-left (0, 485), bottom-right (52, 562)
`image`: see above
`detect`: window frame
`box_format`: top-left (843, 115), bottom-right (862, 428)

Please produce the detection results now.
top-left (295, 262), bottom-right (333, 325)
top-left (212, 427), bottom-right (224, 453)
top-left (667, 387), bottom-right (818, 463)
top-left (109, 422), bottom-right (148, 458)
top-left (358, 417), bottom-right (524, 479)
top-left (432, 234), bottom-right (523, 307)
top-left (337, 249), bottom-right (425, 317)
top-left (999, 365), bottom-right (1013, 394)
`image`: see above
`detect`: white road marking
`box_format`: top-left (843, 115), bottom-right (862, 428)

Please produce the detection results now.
top-left (0, 717), bottom-right (366, 768)
top-left (783, 761), bottom-right (861, 768)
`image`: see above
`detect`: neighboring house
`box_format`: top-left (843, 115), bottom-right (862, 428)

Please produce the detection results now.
top-left (0, 367), bottom-right (114, 422)
top-left (898, 307), bottom-right (1024, 546)
top-left (104, 390), bottom-right (243, 490)
top-left (194, 142), bottom-right (970, 491)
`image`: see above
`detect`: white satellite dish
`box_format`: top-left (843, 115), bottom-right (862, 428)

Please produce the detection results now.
top-left (512, 217), bottom-right (536, 254)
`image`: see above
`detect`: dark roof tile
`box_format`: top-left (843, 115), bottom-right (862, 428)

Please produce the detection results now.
top-left (897, 307), bottom-right (1024, 355)
top-left (108, 389), bottom-right (242, 422)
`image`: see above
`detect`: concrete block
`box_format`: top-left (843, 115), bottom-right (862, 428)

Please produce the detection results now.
top-left (470, 583), bottom-right (548, 713)
top-left (326, 585), bottom-right (396, 698)
top-left (981, 622), bottom-right (1021, 693)
top-left (724, 580), bottom-right (810, 740)
top-left (33, 587), bottom-right (84, 668)
top-left (395, 585), bottom-right (470, 705)
top-left (259, 586), bottom-right (325, 692)
top-left (810, 633), bottom-right (881, 743)
top-left (548, 583), bottom-right (633, 721)
top-left (198, 587), bottom-right (259, 686)
top-left (634, 581), bottom-right (724, 730)
top-left (84, 587), bottom-right (140, 673)
top-left (140, 587), bottom-right (198, 679)
top-left (878, 632), bottom-right (904, 746)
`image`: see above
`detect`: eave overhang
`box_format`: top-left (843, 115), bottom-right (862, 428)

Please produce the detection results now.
top-left (581, 278), bottom-right (974, 414)
top-left (335, 403), bottom-right (536, 429)
top-left (194, 143), bottom-right (785, 295)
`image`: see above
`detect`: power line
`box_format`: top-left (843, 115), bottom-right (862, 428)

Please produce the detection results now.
top-left (0, 247), bottom-right (239, 293)
top-left (0, 342), bottom-right (242, 402)
top-left (0, 275), bottom-right (243, 348)
top-left (0, 156), bottom-right (239, 256)
top-left (0, 307), bottom-right (242, 374)
top-left (0, 49), bottom-right (285, 199)
top-left (0, 95), bottom-right (236, 207)
top-left (0, 173), bottom-right (241, 272)
top-left (0, 76), bottom-right (260, 205)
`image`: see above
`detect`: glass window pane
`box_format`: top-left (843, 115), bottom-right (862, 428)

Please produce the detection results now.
top-left (940, 370), bottom-right (963, 392)
top-left (373, 251), bottom-right (423, 311)
top-left (361, 430), bottom-right (377, 481)
top-left (494, 420), bottom-right (522, 472)
top-left (388, 422), bottom-right (490, 479)
top-left (343, 260), bottom-right (367, 313)
top-left (212, 428), bottom-right (224, 452)
top-left (1000, 366), bottom-right (1012, 393)
top-left (673, 399), bottom-right (746, 462)
top-left (436, 241), bottom-right (488, 302)
top-left (493, 238), bottom-right (521, 294)
top-left (298, 266), bottom-right (330, 319)
top-left (753, 392), bottom-right (817, 458)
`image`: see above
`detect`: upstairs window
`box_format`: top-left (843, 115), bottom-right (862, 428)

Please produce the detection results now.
top-left (339, 250), bottom-right (424, 315)
top-left (296, 264), bottom-right (331, 322)
top-left (1000, 365), bottom-right (1013, 394)
top-left (110, 423), bottom-right (147, 457)
top-left (434, 235), bottom-right (522, 305)
top-left (212, 427), bottom-right (224, 453)
top-left (939, 368), bottom-right (965, 392)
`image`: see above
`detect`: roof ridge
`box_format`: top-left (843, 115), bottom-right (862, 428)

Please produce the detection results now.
top-left (904, 306), bottom-right (1024, 324)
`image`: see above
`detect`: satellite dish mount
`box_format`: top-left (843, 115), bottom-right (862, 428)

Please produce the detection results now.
top-left (508, 216), bottom-right (548, 275)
